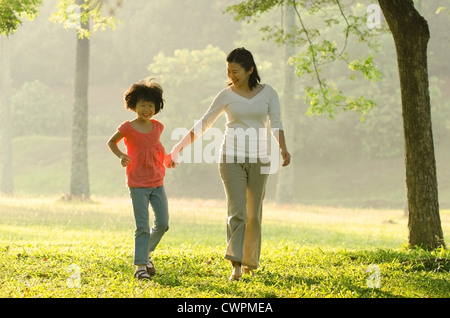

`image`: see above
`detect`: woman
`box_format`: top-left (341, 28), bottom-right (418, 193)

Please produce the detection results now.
top-left (167, 48), bottom-right (291, 280)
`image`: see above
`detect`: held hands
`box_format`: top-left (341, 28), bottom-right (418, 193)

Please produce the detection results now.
top-left (164, 152), bottom-right (179, 168)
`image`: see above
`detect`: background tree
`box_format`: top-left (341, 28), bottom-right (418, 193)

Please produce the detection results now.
top-left (378, 0), bottom-right (444, 250)
top-left (226, 0), bottom-right (445, 250)
top-left (0, 0), bottom-right (42, 194)
top-left (51, 0), bottom-right (119, 200)
top-left (12, 80), bottom-right (69, 137)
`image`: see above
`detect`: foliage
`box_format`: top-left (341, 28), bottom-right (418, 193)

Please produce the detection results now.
top-left (11, 80), bottom-right (70, 137)
top-left (0, 196), bottom-right (449, 298)
top-left (225, 0), bottom-right (385, 120)
top-left (0, 0), bottom-right (42, 35)
top-left (49, 0), bottom-right (120, 38)
top-left (147, 45), bottom-right (229, 194)
top-left (148, 44), bottom-right (227, 131)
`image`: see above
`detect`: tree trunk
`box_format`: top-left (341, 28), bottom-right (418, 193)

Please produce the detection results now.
top-left (275, 2), bottom-right (296, 204)
top-left (0, 37), bottom-right (13, 194)
top-left (378, 0), bottom-right (444, 250)
top-left (70, 17), bottom-right (90, 200)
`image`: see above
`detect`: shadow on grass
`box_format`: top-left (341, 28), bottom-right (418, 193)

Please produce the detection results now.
top-left (146, 247), bottom-right (449, 298)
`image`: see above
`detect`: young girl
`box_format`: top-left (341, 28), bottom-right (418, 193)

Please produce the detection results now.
top-left (107, 79), bottom-right (170, 280)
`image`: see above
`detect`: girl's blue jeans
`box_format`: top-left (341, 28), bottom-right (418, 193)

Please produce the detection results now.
top-left (129, 186), bottom-right (169, 265)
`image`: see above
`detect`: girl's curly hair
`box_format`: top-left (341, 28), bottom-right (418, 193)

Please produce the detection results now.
top-left (124, 78), bottom-right (164, 114)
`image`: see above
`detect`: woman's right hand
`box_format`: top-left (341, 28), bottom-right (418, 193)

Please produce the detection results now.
top-left (281, 149), bottom-right (291, 167)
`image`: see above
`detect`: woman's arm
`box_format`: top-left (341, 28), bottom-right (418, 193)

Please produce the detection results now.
top-left (107, 131), bottom-right (131, 167)
top-left (168, 131), bottom-right (196, 166)
top-left (169, 90), bottom-right (227, 166)
top-left (267, 87), bottom-right (291, 167)
top-left (274, 129), bottom-right (291, 167)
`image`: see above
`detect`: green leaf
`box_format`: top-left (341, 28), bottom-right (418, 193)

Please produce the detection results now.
top-left (436, 6), bottom-right (448, 15)
top-left (348, 56), bottom-right (382, 82)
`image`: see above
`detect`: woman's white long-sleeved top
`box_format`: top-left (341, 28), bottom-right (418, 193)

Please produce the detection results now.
top-left (192, 84), bottom-right (284, 161)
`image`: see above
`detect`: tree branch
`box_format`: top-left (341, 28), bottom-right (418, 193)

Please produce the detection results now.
top-left (291, 1), bottom-right (330, 105)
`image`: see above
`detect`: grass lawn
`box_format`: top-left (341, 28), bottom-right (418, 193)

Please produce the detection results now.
top-left (0, 195), bottom-right (449, 300)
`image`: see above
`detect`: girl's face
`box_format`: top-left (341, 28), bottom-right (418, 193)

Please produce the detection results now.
top-left (135, 100), bottom-right (155, 122)
top-left (227, 62), bottom-right (253, 89)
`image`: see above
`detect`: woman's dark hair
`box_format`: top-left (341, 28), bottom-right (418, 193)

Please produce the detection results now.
top-left (226, 47), bottom-right (261, 90)
top-left (124, 79), bottom-right (164, 114)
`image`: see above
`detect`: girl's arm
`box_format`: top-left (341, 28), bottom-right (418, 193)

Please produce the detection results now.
top-left (107, 131), bottom-right (131, 167)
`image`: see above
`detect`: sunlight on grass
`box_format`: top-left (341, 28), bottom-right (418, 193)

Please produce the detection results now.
top-left (0, 195), bottom-right (449, 298)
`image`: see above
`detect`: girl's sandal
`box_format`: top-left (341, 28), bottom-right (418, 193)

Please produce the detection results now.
top-left (134, 269), bottom-right (151, 280)
top-left (147, 259), bottom-right (156, 276)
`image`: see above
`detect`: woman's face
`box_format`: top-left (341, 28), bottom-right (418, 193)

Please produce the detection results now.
top-left (227, 62), bottom-right (253, 89)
